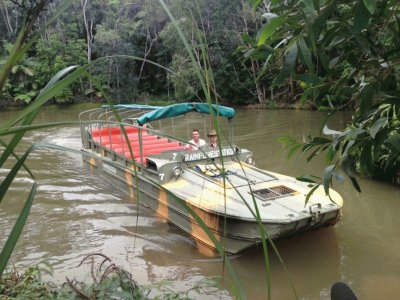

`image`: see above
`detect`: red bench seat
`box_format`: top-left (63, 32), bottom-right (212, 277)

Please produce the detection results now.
top-left (91, 126), bottom-right (139, 138)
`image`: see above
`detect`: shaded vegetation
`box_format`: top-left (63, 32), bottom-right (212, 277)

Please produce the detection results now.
top-left (0, 254), bottom-right (210, 299)
top-left (248, 0), bottom-right (399, 186)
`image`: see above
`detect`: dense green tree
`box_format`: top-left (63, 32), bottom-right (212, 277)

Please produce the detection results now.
top-left (249, 0), bottom-right (399, 185)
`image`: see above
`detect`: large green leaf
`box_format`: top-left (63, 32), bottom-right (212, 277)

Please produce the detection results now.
top-left (323, 164), bottom-right (336, 195)
top-left (311, 0), bottom-right (338, 38)
top-left (0, 182), bottom-right (37, 276)
top-left (0, 147), bottom-right (33, 204)
top-left (305, 184), bottom-right (321, 206)
top-left (354, 33), bottom-right (371, 51)
top-left (369, 117), bottom-right (388, 138)
top-left (341, 156), bottom-right (362, 192)
top-left (257, 14), bottom-right (288, 46)
top-left (0, 111), bottom-right (38, 169)
top-left (302, 0), bottom-right (315, 12)
top-left (273, 43), bottom-right (298, 86)
top-left (299, 37), bottom-right (314, 71)
top-left (384, 135), bottom-right (400, 169)
top-left (363, 0), bottom-right (377, 14)
top-left (353, 0), bottom-right (371, 34)
top-left (359, 142), bottom-right (373, 176)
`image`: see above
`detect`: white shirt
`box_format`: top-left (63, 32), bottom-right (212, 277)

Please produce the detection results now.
top-left (188, 138), bottom-right (206, 150)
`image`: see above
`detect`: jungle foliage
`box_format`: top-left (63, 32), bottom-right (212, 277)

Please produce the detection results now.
top-left (249, 0), bottom-right (399, 185)
top-left (0, 0), bottom-right (265, 106)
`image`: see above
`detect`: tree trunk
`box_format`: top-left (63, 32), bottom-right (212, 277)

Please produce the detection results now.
top-left (0, 0), bottom-right (13, 35)
top-left (81, 0), bottom-right (93, 100)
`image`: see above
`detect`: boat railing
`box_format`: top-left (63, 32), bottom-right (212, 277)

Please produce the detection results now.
top-left (79, 104), bottom-right (235, 166)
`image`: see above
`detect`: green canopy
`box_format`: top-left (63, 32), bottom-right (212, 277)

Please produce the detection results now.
top-left (137, 103), bottom-right (235, 126)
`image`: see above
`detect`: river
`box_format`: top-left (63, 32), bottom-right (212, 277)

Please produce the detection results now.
top-left (0, 106), bottom-right (399, 299)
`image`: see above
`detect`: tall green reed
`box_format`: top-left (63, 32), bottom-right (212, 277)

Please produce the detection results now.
top-left (158, 1), bottom-right (297, 299)
top-left (0, 0), bottom-right (76, 275)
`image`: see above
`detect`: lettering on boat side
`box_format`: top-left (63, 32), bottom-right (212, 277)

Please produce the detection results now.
top-left (184, 148), bottom-right (234, 162)
top-left (103, 163), bottom-right (117, 174)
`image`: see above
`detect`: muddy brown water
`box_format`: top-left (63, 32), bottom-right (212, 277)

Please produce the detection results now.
top-left (0, 107), bottom-right (399, 299)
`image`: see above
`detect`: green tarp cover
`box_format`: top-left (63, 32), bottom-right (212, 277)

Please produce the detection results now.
top-left (137, 103), bottom-right (235, 125)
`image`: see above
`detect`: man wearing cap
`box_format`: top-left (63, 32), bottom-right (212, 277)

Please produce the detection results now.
top-left (207, 129), bottom-right (218, 148)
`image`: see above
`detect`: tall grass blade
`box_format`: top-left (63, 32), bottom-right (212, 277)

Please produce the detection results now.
top-left (0, 147), bottom-right (34, 204)
top-left (0, 182), bottom-right (37, 276)
top-left (0, 140), bottom-right (35, 179)
top-left (158, 0), bottom-right (207, 99)
top-left (0, 111), bottom-right (38, 169)
top-left (0, 121), bottom-right (75, 136)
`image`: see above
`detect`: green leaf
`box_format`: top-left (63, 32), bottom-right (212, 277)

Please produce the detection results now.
top-left (354, 33), bottom-right (370, 51)
top-left (299, 37), bottom-right (314, 71)
top-left (295, 73), bottom-right (321, 84)
top-left (0, 147), bottom-right (33, 204)
top-left (359, 143), bottom-right (373, 176)
top-left (363, 0), bottom-right (377, 14)
top-left (296, 175), bottom-right (320, 183)
top-left (328, 56), bottom-right (340, 69)
top-left (0, 121), bottom-right (74, 136)
top-left (325, 145), bottom-right (336, 163)
top-left (305, 184), bottom-right (320, 206)
top-left (287, 144), bottom-right (301, 160)
top-left (369, 117), bottom-right (388, 138)
top-left (349, 176), bottom-right (361, 193)
top-left (285, 43), bottom-right (298, 71)
top-left (306, 146), bottom-right (322, 162)
top-left (302, 0), bottom-right (315, 12)
top-left (312, 0), bottom-right (337, 37)
top-left (273, 43), bottom-right (298, 86)
top-left (341, 156), bottom-right (362, 193)
top-left (257, 14), bottom-right (288, 46)
top-left (323, 164), bottom-right (335, 195)
top-left (0, 140), bottom-right (34, 178)
top-left (319, 52), bottom-right (330, 71)
top-left (249, 0), bottom-right (262, 11)
top-left (0, 111), bottom-right (38, 169)
top-left (353, 0), bottom-right (370, 34)
top-left (323, 125), bottom-right (342, 136)
top-left (0, 182), bottom-right (37, 276)
top-left (384, 135), bottom-right (400, 169)
top-left (311, 136), bottom-right (332, 145)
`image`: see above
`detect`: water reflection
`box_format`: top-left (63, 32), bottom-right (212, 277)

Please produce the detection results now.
top-left (0, 107), bottom-right (399, 299)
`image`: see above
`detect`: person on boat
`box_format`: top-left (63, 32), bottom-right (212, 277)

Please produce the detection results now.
top-left (187, 129), bottom-right (206, 150)
top-left (206, 129), bottom-right (218, 148)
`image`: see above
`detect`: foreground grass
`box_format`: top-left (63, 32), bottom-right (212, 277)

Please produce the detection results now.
top-left (0, 264), bottom-right (147, 299)
top-left (0, 254), bottom-right (202, 300)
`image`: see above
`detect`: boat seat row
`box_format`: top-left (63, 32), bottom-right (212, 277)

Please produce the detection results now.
top-left (95, 133), bottom-right (157, 146)
top-left (90, 126), bottom-right (187, 164)
top-left (90, 126), bottom-right (139, 138)
top-left (113, 141), bottom-right (183, 155)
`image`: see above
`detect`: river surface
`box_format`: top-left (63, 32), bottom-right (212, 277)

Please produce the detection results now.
top-left (0, 106), bottom-right (399, 299)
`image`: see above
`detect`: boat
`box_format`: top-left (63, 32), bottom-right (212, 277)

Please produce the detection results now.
top-left (79, 103), bottom-right (343, 254)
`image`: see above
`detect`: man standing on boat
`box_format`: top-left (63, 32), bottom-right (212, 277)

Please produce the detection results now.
top-left (188, 129), bottom-right (206, 150)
